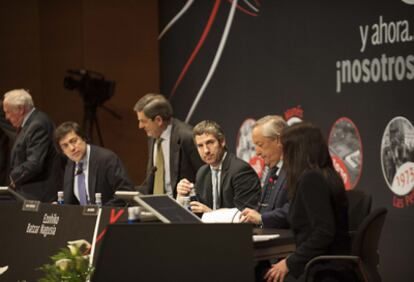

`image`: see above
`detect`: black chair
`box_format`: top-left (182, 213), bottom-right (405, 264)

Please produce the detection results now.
top-left (304, 207), bottom-right (388, 282)
top-left (347, 189), bottom-right (372, 232)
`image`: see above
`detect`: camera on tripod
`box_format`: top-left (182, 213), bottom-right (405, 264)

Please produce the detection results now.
top-left (63, 69), bottom-right (115, 107)
top-left (63, 69), bottom-right (118, 146)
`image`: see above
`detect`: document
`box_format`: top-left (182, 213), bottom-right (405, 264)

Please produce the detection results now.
top-left (252, 234), bottom-right (280, 242)
top-left (0, 265), bottom-right (8, 275)
top-left (201, 208), bottom-right (241, 223)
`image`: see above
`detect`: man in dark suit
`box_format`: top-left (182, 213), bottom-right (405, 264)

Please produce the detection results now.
top-left (176, 120), bottom-right (261, 213)
top-left (134, 93), bottom-right (203, 197)
top-left (3, 89), bottom-right (62, 202)
top-left (54, 121), bottom-right (134, 206)
top-left (240, 115), bottom-right (289, 228)
top-left (0, 100), bottom-right (16, 185)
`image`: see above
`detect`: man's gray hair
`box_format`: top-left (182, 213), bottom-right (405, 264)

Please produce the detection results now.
top-left (254, 115), bottom-right (287, 139)
top-left (3, 89), bottom-right (34, 110)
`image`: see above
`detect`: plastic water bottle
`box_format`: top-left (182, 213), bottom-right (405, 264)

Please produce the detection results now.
top-left (189, 184), bottom-right (199, 202)
top-left (57, 191), bottom-right (64, 205)
top-left (128, 206), bottom-right (141, 224)
top-left (95, 193), bottom-right (102, 207)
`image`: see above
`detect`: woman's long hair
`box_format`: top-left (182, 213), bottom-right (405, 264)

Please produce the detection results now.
top-left (281, 122), bottom-right (342, 199)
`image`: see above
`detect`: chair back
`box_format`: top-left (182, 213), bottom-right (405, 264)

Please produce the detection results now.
top-left (347, 190), bottom-right (372, 231)
top-left (352, 207), bottom-right (388, 282)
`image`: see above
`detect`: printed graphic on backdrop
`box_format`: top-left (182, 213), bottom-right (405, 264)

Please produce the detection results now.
top-left (284, 106), bottom-right (304, 126)
top-left (328, 117), bottom-right (363, 190)
top-left (381, 116), bottom-right (414, 208)
top-left (159, 0), bottom-right (261, 122)
top-left (236, 118), bottom-right (266, 180)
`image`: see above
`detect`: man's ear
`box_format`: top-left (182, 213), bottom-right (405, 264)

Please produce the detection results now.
top-left (221, 138), bottom-right (226, 148)
top-left (154, 115), bottom-right (163, 126)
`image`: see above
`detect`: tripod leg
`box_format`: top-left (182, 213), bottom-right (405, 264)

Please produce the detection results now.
top-left (93, 116), bottom-right (104, 147)
top-left (83, 111), bottom-right (94, 143)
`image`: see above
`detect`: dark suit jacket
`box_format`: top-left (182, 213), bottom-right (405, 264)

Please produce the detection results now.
top-left (145, 118), bottom-right (203, 196)
top-left (10, 109), bottom-right (62, 202)
top-left (195, 153), bottom-right (261, 210)
top-left (63, 145), bottom-right (134, 206)
top-left (0, 101), bottom-right (16, 185)
top-left (260, 168), bottom-right (290, 228)
top-left (286, 169), bottom-right (350, 278)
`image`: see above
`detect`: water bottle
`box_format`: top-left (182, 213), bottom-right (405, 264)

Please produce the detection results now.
top-left (57, 191), bottom-right (64, 205)
top-left (189, 184), bottom-right (199, 202)
top-left (128, 206), bottom-right (141, 224)
top-left (182, 196), bottom-right (191, 210)
top-left (95, 193), bottom-right (102, 207)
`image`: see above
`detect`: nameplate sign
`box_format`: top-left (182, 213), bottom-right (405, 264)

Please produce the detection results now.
top-left (82, 205), bottom-right (99, 216)
top-left (22, 200), bottom-right (40, 212)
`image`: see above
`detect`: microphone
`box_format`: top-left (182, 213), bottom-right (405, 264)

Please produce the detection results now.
top-left (75, 162), bottom-right (84, 176)
top-left (9, 170), bottom-right (28, 189)
top-left (148, 166), bottom-right (157, 193)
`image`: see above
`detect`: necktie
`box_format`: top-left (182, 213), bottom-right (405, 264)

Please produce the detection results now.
top-left (258, 166), bottom-right (278, 213)
top-left (212, 169), bottom-right (220, 210)
top-left (153, 138), bottom-right (165, 194)
top-left (76, 162), bottom-right (88, 205)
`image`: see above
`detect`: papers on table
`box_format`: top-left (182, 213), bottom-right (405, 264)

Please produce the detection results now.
top-left (201, 208), bottom-right (241, 223)
top-left (253, 234), bottom-right (280, 242)
top-left (0, 266), bottom-right (8, 275)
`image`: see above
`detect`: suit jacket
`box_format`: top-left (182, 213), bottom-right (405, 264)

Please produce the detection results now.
top-left (195, 153), bottom-right (261, 210)
top-left (145, 118), bottom-right (203, 196)
top-left (260, 167), bottom-right (290, 228)
top-left (0, 101), bottom-right (15, 185)
top-left (10, 109), bottom-right (62, 202)
top-left (63, 145), bottom-right (134, 206)
top-left (286, 169), bottom-right (350, 278)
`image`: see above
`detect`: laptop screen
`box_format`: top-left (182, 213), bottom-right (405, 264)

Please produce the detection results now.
top-left (134, 195), bottom-right (202, 223)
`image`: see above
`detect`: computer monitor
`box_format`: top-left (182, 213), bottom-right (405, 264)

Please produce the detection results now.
top-left (134, 195), bottom-right (202, 223)
top-left (114, 191), bottom-right (140, 204)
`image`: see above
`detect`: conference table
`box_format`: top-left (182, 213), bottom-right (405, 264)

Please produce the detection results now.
top-left (253, 228), bottom-right (295, 261)
top-left (0, 201), bottom-right (295, 281)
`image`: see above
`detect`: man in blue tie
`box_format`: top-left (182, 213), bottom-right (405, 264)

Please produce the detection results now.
top-left (54, 121), bottom-right (134, 206)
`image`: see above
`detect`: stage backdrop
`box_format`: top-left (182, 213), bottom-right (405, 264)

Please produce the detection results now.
top-left (159, 1), bottom-right (414, 281)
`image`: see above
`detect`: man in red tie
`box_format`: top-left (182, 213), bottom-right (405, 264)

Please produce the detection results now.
top-left (239, 115), bottom-right (290, 229)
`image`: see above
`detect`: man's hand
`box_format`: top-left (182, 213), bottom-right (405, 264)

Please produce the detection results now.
top-left (190, 201), bottom-right (212, 213)
top-left (176, 178), bottom-right (194, 196)
top-left (239, 208), bottom-right (262, 225)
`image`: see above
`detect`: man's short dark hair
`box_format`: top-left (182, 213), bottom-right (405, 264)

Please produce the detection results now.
top-left (133, 93), bottom-right (173, 121)
top-left (193, 120), bottom-right (226, 144)
top-left (54, 121), bottom-right (88, 153)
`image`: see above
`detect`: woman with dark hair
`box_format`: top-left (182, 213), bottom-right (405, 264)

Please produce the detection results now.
top-left (264, 122), bottom-right (350, 282)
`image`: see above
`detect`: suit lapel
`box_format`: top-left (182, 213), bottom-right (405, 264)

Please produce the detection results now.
top-left (204, 168), bottom-right (214, 208)
top-left (10, 110), bottom-right (38, 164)
top-left (169, 119), bottom-right (180, 189)
top-left (65, 161), bottom-right (78, 203)
top-left (88, 146), bottom-right (97, 201)
top-left (219, 153), bottom-right (231, 207)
